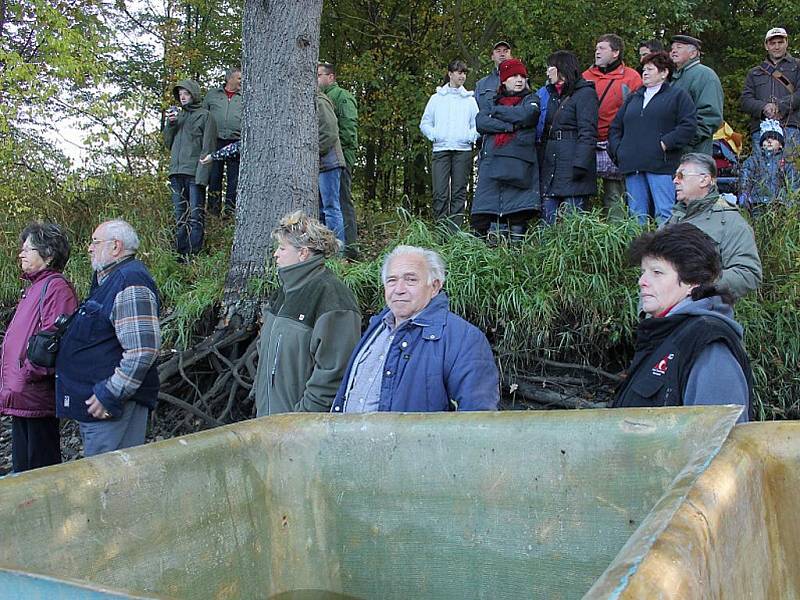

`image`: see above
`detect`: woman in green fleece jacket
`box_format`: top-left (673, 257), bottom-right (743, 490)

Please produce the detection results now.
top-left (254, 212), bottom-right (361, 416)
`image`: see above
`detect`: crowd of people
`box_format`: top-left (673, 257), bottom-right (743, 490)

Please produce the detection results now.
top-left (420, 30), bottom-right (798, 236)
top-left (5, 27), bottom-right (796, 472)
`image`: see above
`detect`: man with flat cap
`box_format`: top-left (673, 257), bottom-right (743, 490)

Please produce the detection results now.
top-left (670, 34), bottom-right (724, 155)
top-left (475, 40), bottom-right (514, 113)
top-left (741, 27), bottom-right (800, 156)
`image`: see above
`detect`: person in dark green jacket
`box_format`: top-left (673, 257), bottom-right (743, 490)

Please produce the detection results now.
top-left (669, 35), bottom-right (724, 156)
top-left (318, 62), bottom-right (359, 257)
top-left (254, 212), bottom-right (361, 416)
top-left (163, 79), bottom-right (217, 258)
top-left (202, 67), bottom-right (242, 216)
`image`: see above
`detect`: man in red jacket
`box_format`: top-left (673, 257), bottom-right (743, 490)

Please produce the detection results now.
top-left (583, 34), bottom-right (642, 218)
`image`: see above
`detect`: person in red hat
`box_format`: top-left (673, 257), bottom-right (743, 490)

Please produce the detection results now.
top-left (472, 57), bottom-right (541, 243)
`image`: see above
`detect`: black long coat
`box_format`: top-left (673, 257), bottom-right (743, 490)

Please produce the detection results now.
top-left (539, 79), bottom-right (599, 197)
top-left (472, 90), bottom-right (541, 216)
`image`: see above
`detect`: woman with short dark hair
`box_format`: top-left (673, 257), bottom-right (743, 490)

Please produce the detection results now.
top-left (0, 222), bottom-right (78, 471)
top-left (539, 50), bottom-right (599, 224)
top-left (613, 223), bottom-right (751, 422)
top-left (608, 51), bottom-right (697, 224)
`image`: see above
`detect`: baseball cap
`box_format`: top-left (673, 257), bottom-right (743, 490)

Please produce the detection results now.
top-left (493, 40), bottom-right (512, 50)
top-left (765, 27), bottom-right (788, 41)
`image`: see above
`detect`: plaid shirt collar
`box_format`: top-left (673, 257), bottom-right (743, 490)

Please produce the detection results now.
top-left (96, 255), bottom-right (136, 285)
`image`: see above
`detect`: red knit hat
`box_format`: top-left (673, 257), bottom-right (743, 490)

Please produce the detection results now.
top-left (499, 58), bottom-right (528, 82)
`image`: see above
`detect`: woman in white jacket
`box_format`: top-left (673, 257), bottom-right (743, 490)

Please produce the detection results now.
top-left (419, 60), bottom-right (479, 230)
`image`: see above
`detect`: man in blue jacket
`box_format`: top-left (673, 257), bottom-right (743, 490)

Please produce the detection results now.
top-left (331, 246), bottom-right (499, 413)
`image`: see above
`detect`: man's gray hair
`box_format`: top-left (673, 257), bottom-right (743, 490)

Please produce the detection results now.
top-left (680, 152), bottom-right (717, 178)
top-left (102, 219), bottom-right (140, 253)
top-left (225, 66), bottom-right (241, 82)
top-left (381, 245), bottom-right (446, 285)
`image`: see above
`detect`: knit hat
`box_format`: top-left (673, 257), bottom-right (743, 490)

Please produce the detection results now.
top-left (759, 119), bottom-right (785, 145)
top-left (499, 58), bottom-right (528, 82)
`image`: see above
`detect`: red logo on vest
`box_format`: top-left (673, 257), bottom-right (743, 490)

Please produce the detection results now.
top-left (651, 353), bottom-right (674, 377)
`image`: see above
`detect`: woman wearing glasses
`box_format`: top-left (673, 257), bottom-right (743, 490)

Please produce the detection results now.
top-left (0, 223), bottom-right (78, 472)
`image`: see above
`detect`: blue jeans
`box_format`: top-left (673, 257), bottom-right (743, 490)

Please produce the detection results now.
top-left (79, 401), bottom-right (149, 457)
top-left (318, 168), bottom-right (345, 244)
top-left (624, 172), bottom-right (676, 225)
top-left (169, 175), bottom-right (206, 256)
top-left (542, 196), bottom-right (588, 225)
top-left (208, 137), bottom-right (240, 214)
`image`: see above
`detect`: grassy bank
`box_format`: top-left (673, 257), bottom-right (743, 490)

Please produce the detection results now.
top-left (1, 174), bottom-right (798, 418)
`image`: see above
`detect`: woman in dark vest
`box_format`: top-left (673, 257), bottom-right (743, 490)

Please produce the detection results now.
top-left (613, 223), bottom-right (752, 422)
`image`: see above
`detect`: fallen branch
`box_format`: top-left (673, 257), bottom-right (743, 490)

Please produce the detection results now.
top-left (157, 392), bottom-right (224, 427)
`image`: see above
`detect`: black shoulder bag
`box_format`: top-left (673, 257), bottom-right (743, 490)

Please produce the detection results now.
top-left (26, 277), bottom-right (74, 368)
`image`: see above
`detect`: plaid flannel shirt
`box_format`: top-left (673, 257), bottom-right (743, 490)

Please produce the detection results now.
top-left (97, 260), bottom-right (161, 403)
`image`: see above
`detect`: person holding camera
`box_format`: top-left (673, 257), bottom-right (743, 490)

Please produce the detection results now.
top-left (0, 223), bottom-right (77, 472)
top-left (55, 220), bottom-right (161, 457)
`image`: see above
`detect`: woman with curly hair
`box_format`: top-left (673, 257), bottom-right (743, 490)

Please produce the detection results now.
top-left (253, 212), bottom-right (361, 416)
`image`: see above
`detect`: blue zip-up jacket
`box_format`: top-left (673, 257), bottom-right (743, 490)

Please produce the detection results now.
top-left (55, 259), bottom-right (160, 421)
top-left (331, 293), bottom-right (499, 413)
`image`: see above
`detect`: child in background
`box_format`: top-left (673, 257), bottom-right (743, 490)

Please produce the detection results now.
top-left (739, 119), bottom-right (798, 217)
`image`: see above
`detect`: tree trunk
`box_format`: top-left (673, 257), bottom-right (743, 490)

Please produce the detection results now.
top-left (223, 0), bottom-right (323, 324)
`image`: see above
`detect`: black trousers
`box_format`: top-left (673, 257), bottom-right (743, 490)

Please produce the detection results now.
top-left (11, 416), bottom-right (61, 472)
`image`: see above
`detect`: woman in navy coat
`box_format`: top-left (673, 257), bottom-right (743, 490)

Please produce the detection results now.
top-left (608, 51), bottom-right (697, 224)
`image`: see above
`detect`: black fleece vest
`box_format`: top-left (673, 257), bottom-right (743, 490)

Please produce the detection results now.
top-left (613, 314), bottom-right (753, 418)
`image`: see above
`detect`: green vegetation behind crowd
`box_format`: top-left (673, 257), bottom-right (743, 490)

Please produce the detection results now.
top-left (1, 173), bottom-right (798, 420)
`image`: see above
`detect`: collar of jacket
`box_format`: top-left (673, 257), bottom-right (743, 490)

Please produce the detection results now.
top-left (635, 81), bottom-right (671, 97)
top-left (278, 253), bottom-right (326, 293)
top-left (382, 292), bottom-right (450, 340)
top-left (674, 58), bottom-right (701, 78)
top-left (320, 82), bottom-right (339, 94)
top-left (767, 53), bottom-right (795, 66)
top-left (436, 85), bottom-right (474, 97)
top-left (21, 267), bottom-right (60, 284)
top-left (597, 58), bottom-right (623, 74)
top-left (682, 188), bottom-right (721, 218)
top-left (95, 254), bottom-right (136, 285)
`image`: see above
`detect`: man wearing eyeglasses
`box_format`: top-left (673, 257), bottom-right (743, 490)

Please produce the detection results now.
top-left (666, 153), bottom-right (762, 300)
top-left (55, 220), bottom-right (161, 457)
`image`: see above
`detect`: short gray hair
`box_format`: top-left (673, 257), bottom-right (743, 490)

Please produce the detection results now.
top-left (225, 66), bottom-right (241, 82)
top-left (101, 219), bottom-right (140, 253)
top-left (381, 245), bottom-right (446, 285)
top-left (680, 152), bottom-right (717, 178)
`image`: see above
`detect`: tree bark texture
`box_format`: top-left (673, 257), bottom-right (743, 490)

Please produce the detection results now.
top-left (224, 0), bottom-right (323, 323)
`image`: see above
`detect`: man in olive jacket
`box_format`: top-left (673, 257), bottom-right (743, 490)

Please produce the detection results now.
top-left (318, 62), bottom-right (359, 257)
top-left (670, 35), bottom-right (724, 155)
top-left (666, 153), bottom-right (762, 301)
top-left (203, 66), bottom-right (242, 215)
top-left (164, 79), bottom-right (217, 257)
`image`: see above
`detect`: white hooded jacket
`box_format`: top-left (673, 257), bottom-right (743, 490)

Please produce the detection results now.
top-left (419, 85), bottom-right (479, 152)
